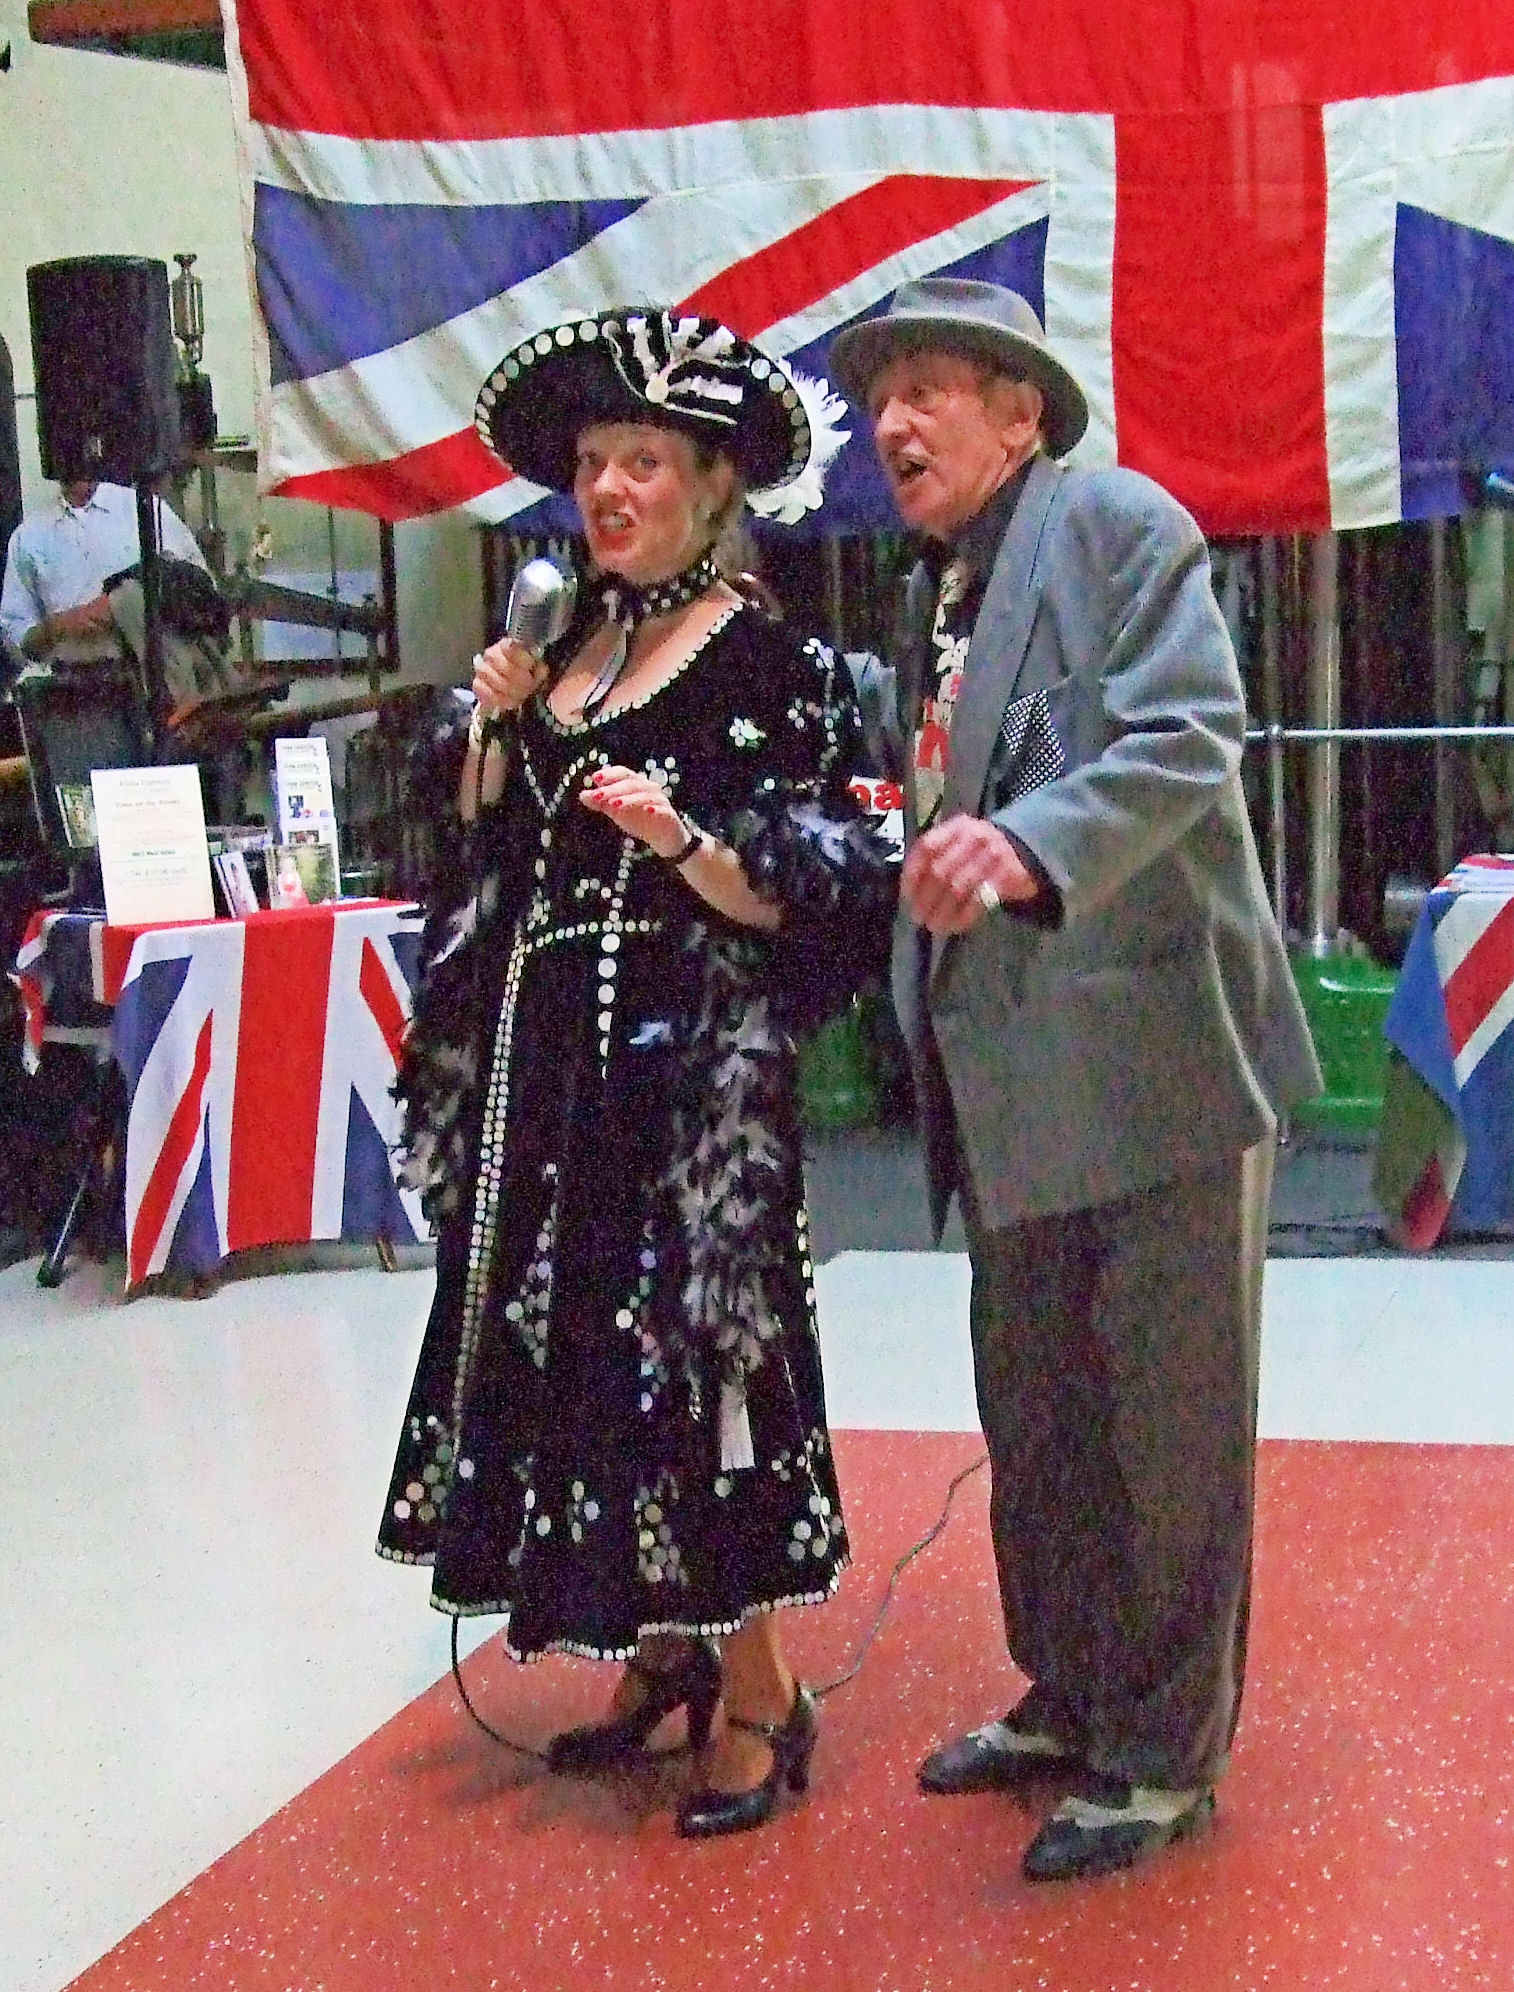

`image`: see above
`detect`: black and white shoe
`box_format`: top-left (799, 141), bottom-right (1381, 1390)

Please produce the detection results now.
top-left (918, 1710), bottom-right (1076, 1796)
top-left (1021, 1776), bottom-right (1215, 1881)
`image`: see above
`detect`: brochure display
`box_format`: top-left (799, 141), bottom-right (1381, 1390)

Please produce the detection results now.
top-left (273, 736), bottom-right (341, 873)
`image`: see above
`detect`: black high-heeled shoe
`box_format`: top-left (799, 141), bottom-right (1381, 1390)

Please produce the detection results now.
top-left (546, 1638), bottom-right (721, 1775)
top-left (675, 1683), bottom-right (818, 1838)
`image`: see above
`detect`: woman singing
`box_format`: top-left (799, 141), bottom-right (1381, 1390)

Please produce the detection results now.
top-left (379, 307), bottom-right (891, 1837)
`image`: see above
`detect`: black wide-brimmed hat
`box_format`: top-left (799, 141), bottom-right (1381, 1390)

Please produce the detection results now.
top-left (829, 278), bottom-right (1088, 458)
top-left (475, 307), bottom-right (849, 523)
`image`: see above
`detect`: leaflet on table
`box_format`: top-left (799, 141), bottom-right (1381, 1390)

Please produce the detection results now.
top-left (213, 849), bottom-right (262, 917)
top-left (263, 841), bottom-right (339, 907)
top-left (55, 782), bottom-right (98, 849)
top-left (206, 827), bottom-right (275, 914)
top-left (273, 736), bottom-right (341, 873)
top-left (90, 766), bottom-right (217, 926)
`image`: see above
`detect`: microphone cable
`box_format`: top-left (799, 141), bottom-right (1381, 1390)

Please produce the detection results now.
top-left (468, 699), bottom-right (508, 823)
top-left (448, 1449), bottom-right (988, 1756)
top-left (809, 1449), bottom-right (987, 1698)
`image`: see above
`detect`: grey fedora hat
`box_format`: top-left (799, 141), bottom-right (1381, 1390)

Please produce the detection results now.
top-left (829, 277), bottom-right (1088, 458)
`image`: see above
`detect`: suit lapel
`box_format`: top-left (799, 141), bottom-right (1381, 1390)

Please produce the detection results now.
top-left (940, 453), bottom-right (1063, 823)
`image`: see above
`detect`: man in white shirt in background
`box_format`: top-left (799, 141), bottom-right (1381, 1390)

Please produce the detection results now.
top-left (1, 475), bottom-right (206, 672)
top-left (1, 474), bottom-right (255, 822)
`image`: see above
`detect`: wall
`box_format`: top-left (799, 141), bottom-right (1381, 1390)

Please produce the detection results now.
top-left (0, 5), bottom-right (481, 689)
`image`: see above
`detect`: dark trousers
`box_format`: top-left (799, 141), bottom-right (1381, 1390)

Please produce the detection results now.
top-left (963, 1140), bottom-right (1273, 1789)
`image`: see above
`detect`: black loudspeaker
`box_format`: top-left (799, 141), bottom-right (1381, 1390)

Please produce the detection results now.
top-left (13, 664), bottom-right (154, 850)
top-left (0, 332), bottom-right (20, 570)
top-left (27, 257), bottom-right (183, 485)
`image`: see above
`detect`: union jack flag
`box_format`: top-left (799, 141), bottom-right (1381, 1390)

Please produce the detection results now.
top-left (221, 0), bottom-right (1514, 537)
top-left (1382, 858), bottom-right (1514, 1246)
top-left (14, 909), bottom-right (115, 1072)
top-left (20, 904), bottom-right (426, 1287)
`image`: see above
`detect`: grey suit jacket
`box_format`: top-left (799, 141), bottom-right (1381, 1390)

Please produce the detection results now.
top-left (859, 452), bottom-right (1321, 1238)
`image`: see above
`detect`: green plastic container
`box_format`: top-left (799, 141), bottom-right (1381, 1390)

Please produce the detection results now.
top-left (1289, 950), bottom-right (1399, 1136)
top-left (798, 998), bottom-right (878, 1130)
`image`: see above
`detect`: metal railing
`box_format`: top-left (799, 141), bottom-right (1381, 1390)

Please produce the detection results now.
top-left (1244, 721), bottom-right (1514, 939)
top-left (1243, 527), bottom-right (1514, 950)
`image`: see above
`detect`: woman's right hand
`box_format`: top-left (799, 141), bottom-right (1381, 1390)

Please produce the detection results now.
top-left (472, 637), bottom-right (547, 722)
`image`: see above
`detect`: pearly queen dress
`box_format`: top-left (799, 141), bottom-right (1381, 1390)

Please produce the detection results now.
top-left (378, 600), bottom-right (892, 1661)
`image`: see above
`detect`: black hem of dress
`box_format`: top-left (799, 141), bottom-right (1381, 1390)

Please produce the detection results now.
top-left (377, 1541), bottom-right (850, 1665)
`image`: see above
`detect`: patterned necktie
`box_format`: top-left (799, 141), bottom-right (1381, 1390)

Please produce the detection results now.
top-left (912, 558), bottom-right (971, 832)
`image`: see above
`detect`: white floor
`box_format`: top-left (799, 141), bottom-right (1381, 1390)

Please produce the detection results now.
top-left (2, 1245), bottom-right (1511, 1992)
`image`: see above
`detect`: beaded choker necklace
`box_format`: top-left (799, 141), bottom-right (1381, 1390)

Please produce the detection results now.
top-left (581, 551), bottom-right (722, 716)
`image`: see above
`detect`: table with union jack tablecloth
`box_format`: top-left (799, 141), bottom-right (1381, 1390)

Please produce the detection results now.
top-left (1374, 857), bottom-right (1514, 1249)
top-left (14, 900), bottom-right (427, 1288)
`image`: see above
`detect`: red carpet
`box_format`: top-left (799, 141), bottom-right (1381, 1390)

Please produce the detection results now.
top-left (68, 1435), bottom-right (1513, 1991)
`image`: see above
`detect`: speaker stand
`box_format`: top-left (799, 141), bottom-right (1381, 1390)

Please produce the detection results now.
top-left (133, 481), bottom-right (170, 743)
top-left (36, 1056), bottom-right (123, 1289)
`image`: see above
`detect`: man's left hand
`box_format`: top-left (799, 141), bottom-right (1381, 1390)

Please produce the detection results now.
top-left (902, 813), bottom-right (1041, 933)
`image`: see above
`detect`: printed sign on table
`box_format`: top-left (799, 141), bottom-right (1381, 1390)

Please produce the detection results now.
top-left (91, 765), bottom-right (216, 927)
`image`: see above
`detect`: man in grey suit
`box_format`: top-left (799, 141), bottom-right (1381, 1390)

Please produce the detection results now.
top-left (830, 279), bottom-right (1322, 1882)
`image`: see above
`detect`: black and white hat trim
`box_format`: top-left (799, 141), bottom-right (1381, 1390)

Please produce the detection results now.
top-left (475, 308), bottom-right (848, 524)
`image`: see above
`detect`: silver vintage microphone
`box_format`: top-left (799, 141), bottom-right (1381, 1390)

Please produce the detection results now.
top-left (474, 554), bottom-right (578, 759)
top-left (504, 553), bottom-right (577, 658)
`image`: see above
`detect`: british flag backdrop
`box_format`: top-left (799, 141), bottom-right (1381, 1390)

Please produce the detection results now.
top-left (219, 0), bottom-right (1514, 537)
